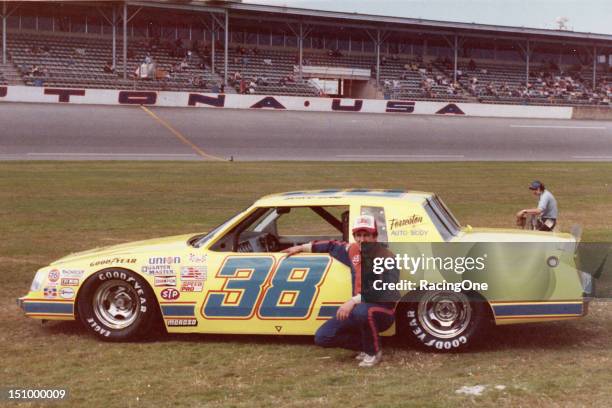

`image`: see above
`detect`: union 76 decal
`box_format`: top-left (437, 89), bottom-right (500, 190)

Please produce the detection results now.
top-left (202, 256), bottom-right (330, 320)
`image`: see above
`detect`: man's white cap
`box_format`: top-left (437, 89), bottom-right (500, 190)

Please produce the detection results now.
top-left (352, 215), bottom-right (377, 234)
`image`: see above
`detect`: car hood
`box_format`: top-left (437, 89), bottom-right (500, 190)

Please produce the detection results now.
top-left (454, 227), bottom-right (576, 243)
top-left (50, 233), bottom-right (197, 265)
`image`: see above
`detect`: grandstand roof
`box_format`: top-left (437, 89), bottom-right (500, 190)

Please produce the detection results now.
top-left (133, 0), bottom-right (612, 46)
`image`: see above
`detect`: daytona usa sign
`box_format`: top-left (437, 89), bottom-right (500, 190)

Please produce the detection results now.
top-left (0, 86), bottom-right (573, 119)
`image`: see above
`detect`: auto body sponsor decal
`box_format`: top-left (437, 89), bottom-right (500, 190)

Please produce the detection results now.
top-left (60, 278), bottom-right (79, 286)
top-left (180, 280), bottom-right (204, 292)
top-left (90, 257), bottom-right (136, 267)
top-left (389, 215), bottom-right (424, 230)
top-left (166, 318), bottom-right (197, 327)
top-left (389, 215), bottom-right (426, 237)
top-left (48, 269), bottom-right (60, 283)
top-left (180, 266), bottom-right (207, 280)
top-left (44, 287), bottom-right (58, 299)
top-left (160, 288), bottom-right (180, 300)
top-left (154, 276), bottom-right (177, 287)
top-left (61, 269), bottom-right (84, 278)
top-left (142, 265), bottom-right (175, 276)
top-left (59, 287), bottom-right (75, 299)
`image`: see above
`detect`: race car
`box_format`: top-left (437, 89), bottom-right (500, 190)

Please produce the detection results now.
top-left (18, 189), bottom-right (590, 351)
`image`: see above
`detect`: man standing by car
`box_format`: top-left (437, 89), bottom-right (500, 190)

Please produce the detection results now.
top-left (282, 215), bottom-right (398, 367)
top-left (516, 180), bottom-right (558, 231)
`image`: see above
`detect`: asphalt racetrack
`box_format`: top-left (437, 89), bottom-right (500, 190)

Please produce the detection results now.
top-left (0, 102), bottom-right (610, 161)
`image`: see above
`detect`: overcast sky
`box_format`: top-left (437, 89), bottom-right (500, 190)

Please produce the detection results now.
top-left (246, 1), bottom-right (612, 35)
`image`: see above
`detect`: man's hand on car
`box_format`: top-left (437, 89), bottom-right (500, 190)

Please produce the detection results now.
top-left (336, 299), bottom-right (356, 320)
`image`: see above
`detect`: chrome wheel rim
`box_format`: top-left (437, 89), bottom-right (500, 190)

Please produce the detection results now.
top-left (417, 291), bottom-right (471, 339)
top-left (93, 280), bottom-right (140, 330)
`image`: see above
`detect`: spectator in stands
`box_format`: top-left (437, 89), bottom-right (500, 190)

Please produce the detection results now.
top-left (180, 58), bottom-right (189, 70)
top-left (263, 58), bottom-right (273, 66)
top-left (468, 59), bottom-right (477, 71)
top-left (144, 54), bottom-right (153, 64)
top-left (191, 75), bottom-right (206, 89)
top-left (252, 47), bottom-right (260, 55)
top-left (103, 61), bottom-right (115, 74)
top-left (29, 65), bottom-right (43, 77)
top-left (248, 80), bottom-right (257, 94)
top-left (74, 47), bottom-right (86, 56)
top-left (67, 55), bottom-right (76, 67)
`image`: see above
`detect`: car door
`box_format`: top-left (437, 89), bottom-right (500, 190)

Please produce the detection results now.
top-left (195, 205), bottom-right (354, 335)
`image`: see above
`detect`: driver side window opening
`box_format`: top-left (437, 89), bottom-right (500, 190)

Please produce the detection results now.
top-left (210, 205), bottom-right (350, 253)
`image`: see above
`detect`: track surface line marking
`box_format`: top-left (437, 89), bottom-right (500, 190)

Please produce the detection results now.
top-left (140, 106), bottom-right (227, 161)
top-left (510, 125), bottom-right (606, 130)
top-left (26, 153), bottom-right (199, 157)
top-left (336, 154), bottom-right (465, 158)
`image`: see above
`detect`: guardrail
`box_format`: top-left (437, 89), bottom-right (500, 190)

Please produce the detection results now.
top-left (0, 85), bottom-right (574, 119)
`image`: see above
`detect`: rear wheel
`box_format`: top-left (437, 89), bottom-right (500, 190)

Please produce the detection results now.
top-left (397, 291), bottom-right (490, 352)
top-left (77, 269), bottom-right (157, 341)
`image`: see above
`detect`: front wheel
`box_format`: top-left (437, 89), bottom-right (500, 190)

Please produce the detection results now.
top-left (77, 269), bottom-right (157, 341)
top-left (397, 291), bottom-right (491, 352)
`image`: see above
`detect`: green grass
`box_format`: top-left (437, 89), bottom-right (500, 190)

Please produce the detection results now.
top-left (1, 162), bottom-right (611, 407)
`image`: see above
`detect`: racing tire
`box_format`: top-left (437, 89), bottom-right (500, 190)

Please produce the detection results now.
top-left (77, 268), bottom-right (158, 341)
top-left (396, 290), bottom-right (491, 352)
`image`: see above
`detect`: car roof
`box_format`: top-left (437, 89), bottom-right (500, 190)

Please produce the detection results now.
top-left (255, 189), bottom-right (433, 207)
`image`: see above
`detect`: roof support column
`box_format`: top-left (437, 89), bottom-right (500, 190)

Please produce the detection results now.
top-left (2, 2), bottom-right (6, 64)
top-left (376, 29), bottom-right (380, 88)
top-left (366, 29), bottom-right (387, 90)
top-left (112, 6), bottom-right (116, 69)
top-left (211, 18), bottom-right (215, 77)
top-left (525, 40), bottom-right (530, 86)
top-left (123, 2), bottom-right (127, 79)
top-left (453, 34), bottom-right (458, 83)
top-left (224, 9), bottom-right (228, 86)
top-left (592, 45), bottom-right (597, 89)
top-left (299, 23), bottom-right (303, 80)
top-left (517, 39), bottom-right (531, 86)
top-left (0, 1), bottom-right (18, 64)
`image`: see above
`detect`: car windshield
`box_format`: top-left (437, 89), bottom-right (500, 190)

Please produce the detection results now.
top-left (190, 207), bottom-right (250, 248)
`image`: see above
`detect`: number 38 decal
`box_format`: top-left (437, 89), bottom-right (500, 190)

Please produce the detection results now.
top-left (202, 256), bottom-right (330, 320)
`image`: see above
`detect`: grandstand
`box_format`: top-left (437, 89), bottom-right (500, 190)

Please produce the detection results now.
top-left (0, 0), bottom-right (610, 105)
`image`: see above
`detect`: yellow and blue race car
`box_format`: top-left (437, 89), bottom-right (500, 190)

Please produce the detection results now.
top-left (18, 189), bottom-right (589, 351)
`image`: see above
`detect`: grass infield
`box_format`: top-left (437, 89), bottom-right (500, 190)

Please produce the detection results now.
top-left (1, 161), bottom-right (610, 407)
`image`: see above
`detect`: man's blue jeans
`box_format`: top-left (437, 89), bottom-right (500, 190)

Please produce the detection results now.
top-left (314, 303), bottom-right (395, 355)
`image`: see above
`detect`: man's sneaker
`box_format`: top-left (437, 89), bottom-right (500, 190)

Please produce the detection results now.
top-left (354, 352), bottom-right (368, 361)
top-left (358, 351), bottom-right (382, 367)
